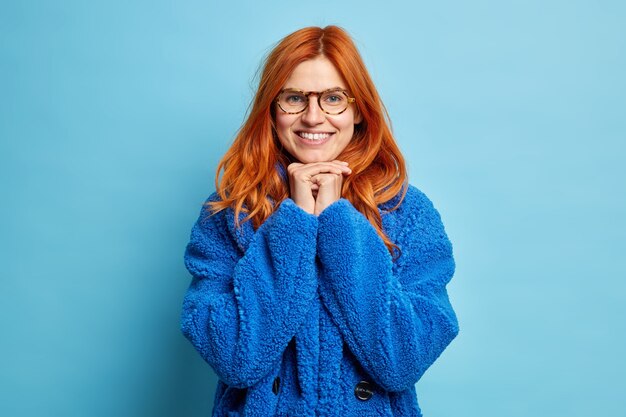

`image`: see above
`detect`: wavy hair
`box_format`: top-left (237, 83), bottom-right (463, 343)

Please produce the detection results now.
top-left (207, 25), bottom-right (408, 258)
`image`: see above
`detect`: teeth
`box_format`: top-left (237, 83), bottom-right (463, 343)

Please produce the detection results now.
top-left (299, 132), bottom-right (331, 140)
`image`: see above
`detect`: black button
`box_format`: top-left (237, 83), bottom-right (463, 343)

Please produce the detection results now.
top-left (272, 376), bottom-right (280, 395)
top-left (354, 381), bottom-right (373, 401)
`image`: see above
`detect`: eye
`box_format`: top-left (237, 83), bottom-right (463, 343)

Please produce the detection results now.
top-left (322, 92), bottom-right (346, 106)
top-left (285, 93), bottom-right (305, 103)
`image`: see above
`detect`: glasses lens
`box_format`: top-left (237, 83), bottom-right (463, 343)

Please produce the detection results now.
top-left (277, 89), bottom-right (351, 114)
top-left (278, 91), bottom-right (307, 113)
top-left (320, 90), bottom-right (348, 114)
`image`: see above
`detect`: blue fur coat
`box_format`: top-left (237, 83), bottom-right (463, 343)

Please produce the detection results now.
top-left (180, 181), bottom-right (459, 417)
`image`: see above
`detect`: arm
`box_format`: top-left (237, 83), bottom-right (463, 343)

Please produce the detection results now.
top-left (180, 195), bottom-right (319, 388)
top-left (316, 186), bottom-right (459, 392)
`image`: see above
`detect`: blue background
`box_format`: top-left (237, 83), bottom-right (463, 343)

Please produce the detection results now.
top-left (2, 1), bottom-right (625, 416)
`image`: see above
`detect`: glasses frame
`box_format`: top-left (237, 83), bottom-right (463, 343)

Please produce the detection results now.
top-left (275, 87), bottom-right (356, 115)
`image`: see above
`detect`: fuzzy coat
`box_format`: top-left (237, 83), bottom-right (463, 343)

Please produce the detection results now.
top-left (180, 180), bottom-right (459, 417)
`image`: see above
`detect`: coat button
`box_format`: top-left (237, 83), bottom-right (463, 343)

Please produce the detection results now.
top-left (354, 381), bottom-right (374, 401)
top-left (272, 376), bottom-right (280, 395)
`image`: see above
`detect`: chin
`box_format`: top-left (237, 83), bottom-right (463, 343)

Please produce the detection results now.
top-left (298, 155), bottom-right (335, 163)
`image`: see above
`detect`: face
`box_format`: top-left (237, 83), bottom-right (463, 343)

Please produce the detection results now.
top-left (274, 56), bottom-right (362, 164)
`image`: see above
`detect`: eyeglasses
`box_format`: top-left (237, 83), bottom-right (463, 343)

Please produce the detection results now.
top-left (275, 88), bottom-right (356, 115)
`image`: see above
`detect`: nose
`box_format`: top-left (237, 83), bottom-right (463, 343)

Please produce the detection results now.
top-left (301, 95), bottom-right (325, 125)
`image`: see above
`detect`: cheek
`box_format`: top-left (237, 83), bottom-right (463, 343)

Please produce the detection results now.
top-left (275, 112), bottom-right (292, 130)
top-left (336, 110), bottom-right (358, 131)
top-left (335, 115), bottom-right (356, 137)
top-left (275, 115), bottom-right (295, 144)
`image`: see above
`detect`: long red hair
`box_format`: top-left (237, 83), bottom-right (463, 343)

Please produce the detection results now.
top-left (207, 25), bottom-right (408, 258)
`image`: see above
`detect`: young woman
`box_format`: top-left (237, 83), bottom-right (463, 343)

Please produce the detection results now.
top-left (180, 25), bottom-right (459, 417)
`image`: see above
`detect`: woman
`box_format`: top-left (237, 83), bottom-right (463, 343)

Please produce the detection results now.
top-left (180, 25), bottom-right (459, 417)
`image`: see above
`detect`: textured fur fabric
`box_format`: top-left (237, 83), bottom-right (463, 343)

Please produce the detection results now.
top-left (180, 183), bottom-right (459, 417)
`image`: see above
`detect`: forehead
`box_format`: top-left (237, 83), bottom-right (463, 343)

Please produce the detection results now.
top-left (283, 56), bottom-right (347, 91)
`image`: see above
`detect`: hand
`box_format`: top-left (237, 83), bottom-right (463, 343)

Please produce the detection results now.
top-left (311, 170), bottom-right (346, 216)
top-left (287, 160), bottom-right (352, 215)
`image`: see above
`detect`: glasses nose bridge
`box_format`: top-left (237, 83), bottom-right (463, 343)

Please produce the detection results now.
top-left (302, 91), bottom-right (325, 115)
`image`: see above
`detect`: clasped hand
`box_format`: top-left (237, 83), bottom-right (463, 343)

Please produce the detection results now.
top-left (287, 160), bottom-right (352, 216)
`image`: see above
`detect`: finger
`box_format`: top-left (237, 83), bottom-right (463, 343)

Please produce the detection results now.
top-left (297, 162), bottom-right (351, 175)
top-left (287, 162), bottom-right (304, 173)
top-left (311, 172), bottom-right (343, 185)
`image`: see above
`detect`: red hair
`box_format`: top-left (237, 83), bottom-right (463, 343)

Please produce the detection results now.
top-left (208, 25), bottom-right (408, 258)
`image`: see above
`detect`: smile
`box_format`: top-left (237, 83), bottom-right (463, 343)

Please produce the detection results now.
top-left (297, 131), bottom-right (334, 140)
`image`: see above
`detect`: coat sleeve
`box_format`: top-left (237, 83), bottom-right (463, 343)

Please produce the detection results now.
top-left (180, 195), bottom-right (319, 388)
top-left (316, 186), bottom-right (459, 392)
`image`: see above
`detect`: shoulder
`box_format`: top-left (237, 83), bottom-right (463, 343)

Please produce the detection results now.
top-left (404, 183), bottom-right (436, 208)
top-left (381, 183), bottom-right (442, 221)
top-left (192, 191), bottom-right (223, 225)
top-left (190, 191), bottom-right (231, 239)
top-left (204, 190), bottom-right (222, 205)
top-left (380, 183), bottom-right (452, 254)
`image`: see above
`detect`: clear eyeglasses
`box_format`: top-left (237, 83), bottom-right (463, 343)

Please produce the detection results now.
top-left (275, 88), bottom-right (356, 115)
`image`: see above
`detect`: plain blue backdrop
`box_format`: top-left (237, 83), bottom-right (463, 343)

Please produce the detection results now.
top-left (1, 1), bottom-right (625, 416)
